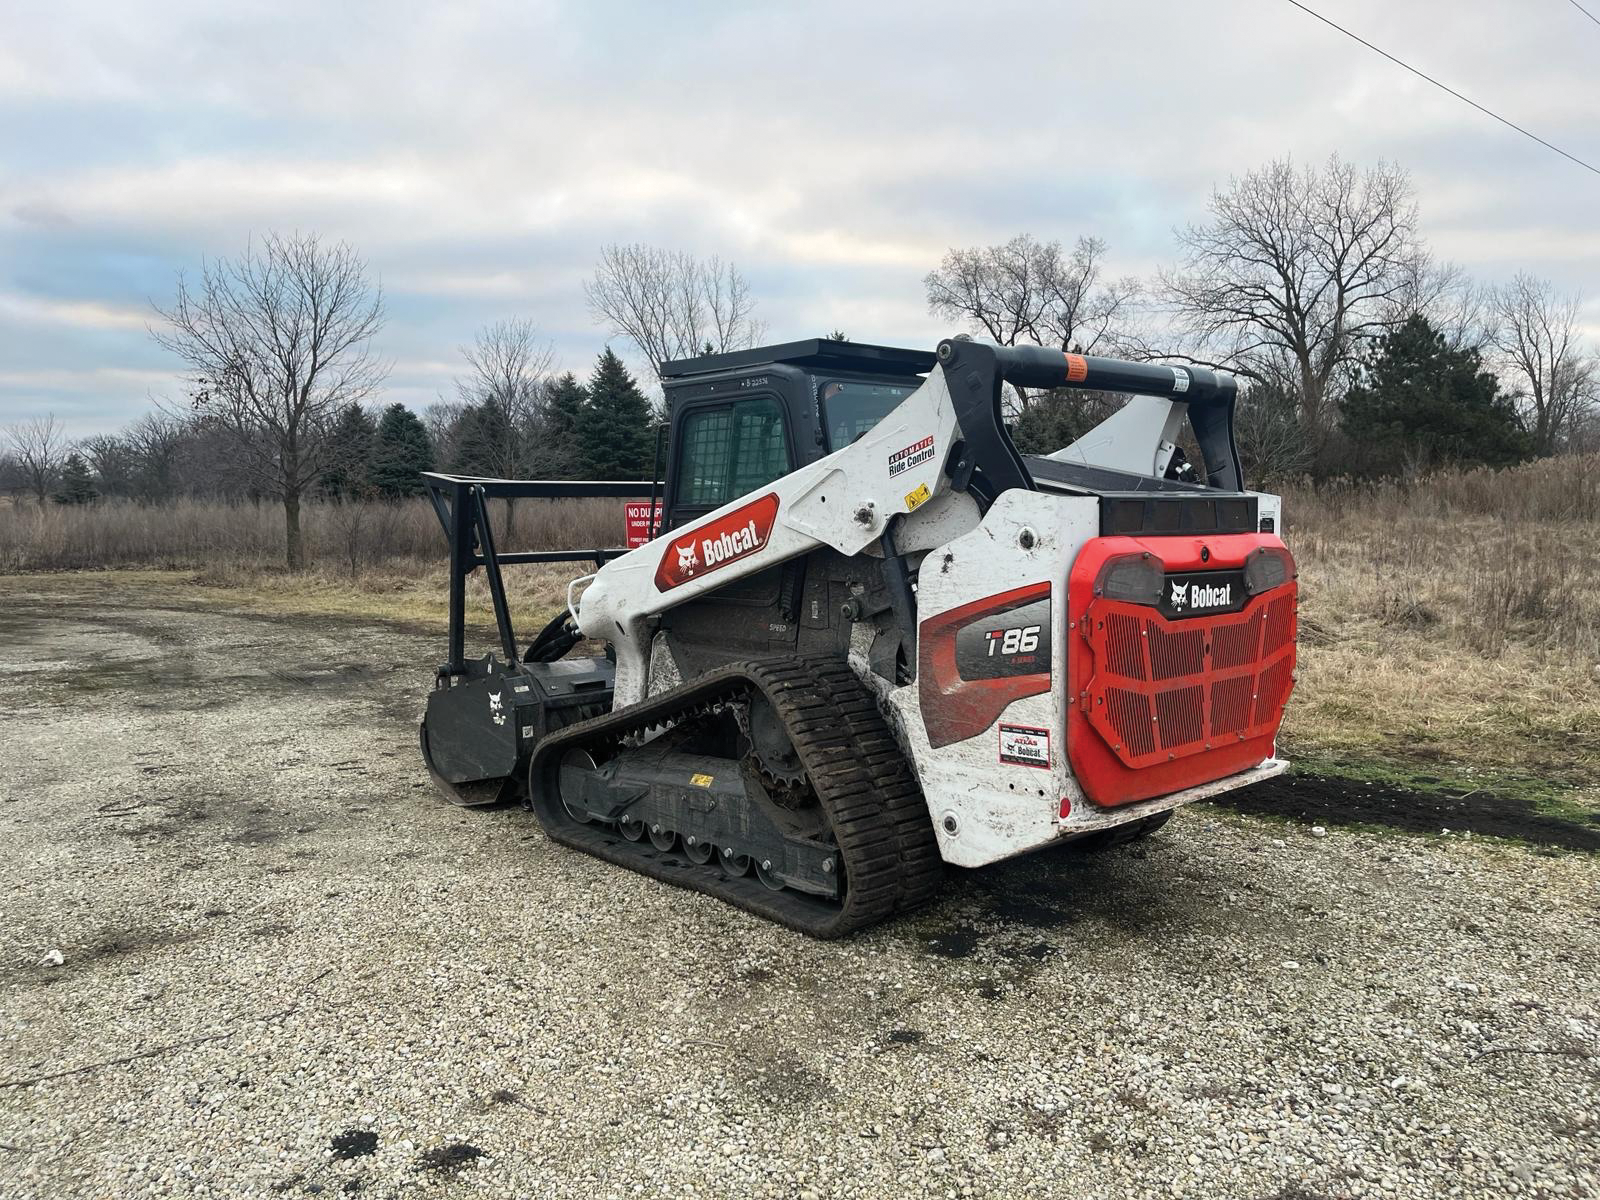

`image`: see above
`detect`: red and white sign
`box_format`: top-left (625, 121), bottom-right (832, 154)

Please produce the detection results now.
top-left (653, 492), bottom-right (780, 592)
top-left (624, 502), bottom-right (663, 548)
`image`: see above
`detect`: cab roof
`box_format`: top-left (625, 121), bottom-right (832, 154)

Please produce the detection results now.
top-left (660, 339), bottom-right (936, 380)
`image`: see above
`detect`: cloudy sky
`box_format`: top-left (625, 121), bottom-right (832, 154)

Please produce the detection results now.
top-left (2, 0), bottom-right (1597, 435)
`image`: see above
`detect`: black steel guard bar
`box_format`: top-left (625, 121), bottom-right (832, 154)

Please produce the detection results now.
top-left (934, 340), bottom-right (1244, 496)
top-left (423, 473), bottom-right (655, 676)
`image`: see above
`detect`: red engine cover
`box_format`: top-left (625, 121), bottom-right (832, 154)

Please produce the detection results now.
top-left (1067, 534), bottom-right (1297, 807)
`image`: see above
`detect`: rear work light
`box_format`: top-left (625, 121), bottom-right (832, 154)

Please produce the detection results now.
top-left (1243, 545), bottom-right (1296, 595)
top-left (1093, 552), bottom-right (1164, 604)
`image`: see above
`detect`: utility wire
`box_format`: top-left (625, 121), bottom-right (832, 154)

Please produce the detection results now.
top-left (1281, 0), bottom-right (1600, 179)
top-left (1567, 0), bottom-right (1600, 30)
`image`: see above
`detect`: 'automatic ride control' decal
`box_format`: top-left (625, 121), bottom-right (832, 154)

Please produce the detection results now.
top-left (653, 492), bottom-right (780, 592)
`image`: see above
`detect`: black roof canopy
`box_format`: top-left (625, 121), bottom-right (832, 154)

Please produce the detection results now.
top-left (660, 339), bottom-right (936, 380)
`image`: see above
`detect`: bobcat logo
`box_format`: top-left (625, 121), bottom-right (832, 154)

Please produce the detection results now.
top-left (488, 689), bottom-right (505, 727)
top-left (676, 542), bottom-right (699, 575)
top-left (1169, 581), bottom-right (1190, 609)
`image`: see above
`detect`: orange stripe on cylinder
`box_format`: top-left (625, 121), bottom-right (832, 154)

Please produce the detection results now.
top-left (1064, 353), bottom-right (1089, 383)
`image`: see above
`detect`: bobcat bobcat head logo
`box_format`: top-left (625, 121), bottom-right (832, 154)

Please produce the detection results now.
top-left (1169, 581), bottom-right (1190, 609)
top-left (676, 542), bottom-right (698, 574)
top-left (488, 690), bottom-right (505, 726)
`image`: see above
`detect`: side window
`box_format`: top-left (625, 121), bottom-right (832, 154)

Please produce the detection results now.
top-left (675, 397), bottom-right (789, 508)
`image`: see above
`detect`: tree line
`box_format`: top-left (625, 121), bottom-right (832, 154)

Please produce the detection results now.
top-left (4, 151), bottom-right (1596, 571)
top-left (926, 155), bottom-right (1597, 478)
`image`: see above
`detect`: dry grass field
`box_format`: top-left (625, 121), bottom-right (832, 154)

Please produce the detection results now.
top-left (4, 457), bottom-right (1597, 818)
top-left (1279, 457), bottom-right (1600, 807)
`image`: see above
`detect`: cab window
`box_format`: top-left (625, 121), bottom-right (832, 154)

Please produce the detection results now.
top-left (820, 381), bottom-right (913, 449)
top-left (675, 396), bottom-right (790, 508)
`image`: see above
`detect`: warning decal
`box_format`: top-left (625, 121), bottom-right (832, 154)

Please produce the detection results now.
top-left (1065, 353), bottom-right (1089, 383)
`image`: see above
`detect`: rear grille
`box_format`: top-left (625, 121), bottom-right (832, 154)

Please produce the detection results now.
top-left (1105, 612), bottom-right (1146, 679)
top-left (1081, 584), bottom-right (1297, 770)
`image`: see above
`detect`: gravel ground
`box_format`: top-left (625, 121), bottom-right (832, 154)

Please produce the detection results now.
top-left (2, 585), bottom-right (1598, 1199)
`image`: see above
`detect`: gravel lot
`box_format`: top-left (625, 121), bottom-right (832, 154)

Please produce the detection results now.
top-left (2, 584), bottom-right (1598, 1199)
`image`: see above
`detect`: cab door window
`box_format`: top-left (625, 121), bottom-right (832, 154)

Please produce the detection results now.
top-left (675, 396), bottom-right (790, 509)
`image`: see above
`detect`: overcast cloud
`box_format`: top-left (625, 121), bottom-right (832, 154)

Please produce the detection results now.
top-left (2, 0), bottom-right (1597, 434)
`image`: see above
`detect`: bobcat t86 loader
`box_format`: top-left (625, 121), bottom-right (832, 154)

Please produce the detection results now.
top-left (419, 337), bottom-right (1297, 936)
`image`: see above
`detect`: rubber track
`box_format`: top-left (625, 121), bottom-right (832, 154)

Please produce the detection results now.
top-left (526, 655), bottom-right (942, 938)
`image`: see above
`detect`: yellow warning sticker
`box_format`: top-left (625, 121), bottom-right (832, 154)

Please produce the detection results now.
top-left (904, 482), bottom-right (931, 512)
top-left (689, 773), bottom-right (714, 787)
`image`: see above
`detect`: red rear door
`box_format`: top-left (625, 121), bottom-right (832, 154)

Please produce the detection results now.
top-left (1066, 534), bottom-right (1297, 807)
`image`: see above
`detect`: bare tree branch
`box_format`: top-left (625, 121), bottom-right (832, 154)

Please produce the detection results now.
top-left (584, 244), bottom-right (766, 384)
top-left (4, 415), bottom-right (68, 505)
top-left (925, 234), bottom-right (1140, 408)
top-left (1159, 155), bottom-right (1426, 436)
top-left (150, 232), bottom-right (387, 568)
top-left (1489, 273), bottom-right (1599, 455)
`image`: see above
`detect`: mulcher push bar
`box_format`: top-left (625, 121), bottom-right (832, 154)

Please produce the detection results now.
top-left (422, 472), bottom-right (655, 675)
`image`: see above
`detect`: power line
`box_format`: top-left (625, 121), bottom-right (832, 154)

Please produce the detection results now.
top-left (1281, 0), bottom-right (1600, 179)
top-left (1567, 0), bottom-right (1600, 30)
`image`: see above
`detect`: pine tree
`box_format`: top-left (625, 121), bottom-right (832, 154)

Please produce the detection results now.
top-left (52, 452), bottom-right (98, 505)
top-left (577, 349), bottom-right (654, 479)
top-left (1340, 315), bottom-right (1531, 474)
top-left (535, 372), bottom-right (586, 478)
top-left (321, 403), bottom-right (377, 499)
top-left (450, 401), bottom-right (511, 477)
top-left (368, 403), bottom-right (435, 497)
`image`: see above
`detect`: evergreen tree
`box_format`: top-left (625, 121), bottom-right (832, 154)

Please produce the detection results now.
top-left (1340, 315), bottom-right (1531, 474)
top-left (577, 349), bottom-right (654, 478)
top-left (450, 401), bottom-right (512, 477)
top-left (52, 451), bottom-right (98, 505)
top-left (535, 372), bottom-right (586, 478)
top-left (368, 403), bottom-right (435, 497)
top-left (1009, 390), bottom-right (1123, 456)
top-left (321, 403), bottom-right (378, 499)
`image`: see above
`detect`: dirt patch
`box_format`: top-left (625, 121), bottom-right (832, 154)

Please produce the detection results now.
top-left (1212, 772), bottom-right (1600, 852)
top-left (330, 1129), bottom-right (378, 1159)
top-left (416, 1142), bottom-right (483, 1173)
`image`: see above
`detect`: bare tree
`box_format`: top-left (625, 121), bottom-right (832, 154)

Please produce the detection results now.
top-left (1406, 261), bottom-right (1495, 355)
top-left (926, 234), bottom-right (1137, 358)
top-left (1489, 273), bottom-right (1598, 456)
top-left (585, 244), bottom-right (765, 382)
top-left (1160, 155), bottom-right (1426, 435)
top-left (4, 415), bottom-right (68, 504)
top-left (124, 411), bottom-right (191, 502)
top-left (151, 232), bottom-right (387, 569)
top-left (452, 318), bottom-right (555, 536)
top-left (453, 318), bottom-right (554, 476)
top-left (80, 434), bottom-right (135, 498)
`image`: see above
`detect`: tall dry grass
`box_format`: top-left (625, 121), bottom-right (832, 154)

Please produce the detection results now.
top-left (0, 496), bottom-right (625, 573)
top-left (3, 457), bottom-right (1596, 781)
top-left (1278, 456), bottom-right (1600, 780)
top-left (1283, 455), bottom-right (1600, 661)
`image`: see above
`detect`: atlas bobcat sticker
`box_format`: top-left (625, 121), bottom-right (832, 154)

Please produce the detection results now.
top-left (654, 492), bottom-right (780, 592)
top-left (888, 435), bottom-right (935, 477)
top-left (999, 723), bottom-right (1050, 768)
top-left (488, 690), bottom-right (506, 727)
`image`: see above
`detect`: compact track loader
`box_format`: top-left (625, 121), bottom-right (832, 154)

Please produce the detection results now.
top-left (419, 337), bottom-right (1297, 936)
